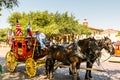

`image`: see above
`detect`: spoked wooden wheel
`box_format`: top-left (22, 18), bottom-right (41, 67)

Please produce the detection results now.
top-left (25, 58), bottom-right (36, 77)
top-left (5, 51), bottom-right (18, 72)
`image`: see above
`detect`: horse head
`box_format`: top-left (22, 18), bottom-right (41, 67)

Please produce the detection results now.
top-left (77, 37), bottom-right (101, 58)
top-left (102, 37), bottom-right (115, 55)
top-left (88, 37), bottom-right (101, 55)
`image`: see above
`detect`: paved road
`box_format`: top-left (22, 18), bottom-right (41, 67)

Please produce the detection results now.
top-left (0, 48), bottom-right (120, 80)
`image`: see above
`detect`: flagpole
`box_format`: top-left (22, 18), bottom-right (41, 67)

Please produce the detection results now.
top-left (27, 16), bottom-right (33, 37)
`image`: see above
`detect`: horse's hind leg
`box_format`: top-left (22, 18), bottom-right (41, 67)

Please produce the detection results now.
top-left (71, 62), bottom-right (81, 80)
top-left (76, 62), bottom-right (81, 80)
top-left (76, 62), bottom-right (80, 76)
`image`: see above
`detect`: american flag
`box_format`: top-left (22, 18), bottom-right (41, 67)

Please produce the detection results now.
top-left (16, 20), bottom-right (22, 36)
top-left (27, 21), bottom-right (33, 36)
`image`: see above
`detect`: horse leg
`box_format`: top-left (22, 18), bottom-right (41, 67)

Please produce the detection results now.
top-left (45, 58), bottom-right (54, 79)
top-left (71, 61), bottom-right (81, 80)
top-left (76, 62), bottom-right (81, 80)
top-left (88, 60), bottom-right (95, 80)
top-left (85, 60), bottom-right (95, 80)
top-left (45, 58), bottom-right (50, 78)
top-left (76, 62), bottom-right (80, 76)
top-left (71, 62), bottom-right (76, 75)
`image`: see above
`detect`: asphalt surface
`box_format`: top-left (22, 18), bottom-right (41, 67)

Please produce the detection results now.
top-left (0, 48), bottom-right (120, 80)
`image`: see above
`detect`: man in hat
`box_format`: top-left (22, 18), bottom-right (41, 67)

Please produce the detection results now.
top-left (35, 30), bottom-right (46, 50)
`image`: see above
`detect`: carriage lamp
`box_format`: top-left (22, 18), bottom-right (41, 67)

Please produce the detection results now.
top-left (0, 64), bottom-right (2, 75)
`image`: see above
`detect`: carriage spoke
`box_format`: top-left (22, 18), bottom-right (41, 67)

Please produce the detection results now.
top-left (5, 51), bottom-right (18, 72)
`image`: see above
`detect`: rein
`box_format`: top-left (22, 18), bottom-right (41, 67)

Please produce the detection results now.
top-left (101, 55), bottom-right (112, 63)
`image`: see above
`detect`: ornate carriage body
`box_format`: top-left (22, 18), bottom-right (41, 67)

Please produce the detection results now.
top-left (5, 36), bottom-right (48, 77)
top-left (12, 36), bottom-right (34, 60)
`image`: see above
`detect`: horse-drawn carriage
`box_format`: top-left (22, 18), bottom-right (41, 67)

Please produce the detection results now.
top-left (4, 34), bottom-right (115, 79)
top-left (5, 36), bottom-right (50, 77)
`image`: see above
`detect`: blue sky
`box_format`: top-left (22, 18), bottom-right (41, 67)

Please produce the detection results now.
top-left (0, 0), bottom-right (120, 30)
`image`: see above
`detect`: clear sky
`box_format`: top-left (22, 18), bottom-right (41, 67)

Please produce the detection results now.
top-left (0, 0), bottom-right (120, 30)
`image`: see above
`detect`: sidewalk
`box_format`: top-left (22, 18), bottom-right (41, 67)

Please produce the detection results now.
top-left (0, 47), bottom-right (10, 58)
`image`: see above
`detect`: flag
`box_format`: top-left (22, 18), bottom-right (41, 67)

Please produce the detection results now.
top-left (16, 20), bottom-right (22, 36)
top-left (27, 21), bottom-right (33, 36)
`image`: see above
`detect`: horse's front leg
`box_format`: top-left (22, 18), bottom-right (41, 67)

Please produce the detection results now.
top-left (71, 62), bottom-right (77, 75)
top-left (85, 61), bottom-right (94, 80)
top-left (69, 64), bottom-right (78, 75)
top-left (71, 62), bottom-right (82, 80)
top-left (85, 61), bottom-right (90, 80)
top-left (45, 58), bottom-right (54, 79)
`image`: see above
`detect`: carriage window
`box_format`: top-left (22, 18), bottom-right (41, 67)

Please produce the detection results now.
top-left (17, 42), bottom-right (22, 48)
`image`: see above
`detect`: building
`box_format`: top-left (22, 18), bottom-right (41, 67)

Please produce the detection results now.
top-left (82, 19), bottom-right (103, 39)
top-left (82, 19), bottom-right (120, 42)
top-left (101, 29), bottom-right (119, 42)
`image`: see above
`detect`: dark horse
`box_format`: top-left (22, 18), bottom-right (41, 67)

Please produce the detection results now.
top-left (97, 37), bottom-right (115, 55)
top-left (45, 37), bottom-right (101, 79)
top-left (77, 37), bottom-right (115, 80)
top-left (45, 42), bottom-right (81, 79)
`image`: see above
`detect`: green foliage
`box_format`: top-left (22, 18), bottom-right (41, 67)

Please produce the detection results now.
top-left (0, 8), bottom-right (2, 16)
top-left (78, 25), bottom-right (92, 35)
top-left (0, 64), bottom-right (2, 75)
top-left (0, 0), bottom-right (18, 9)
top-left (0, 0), bottom-right (19, 16)
top-left (116, 31), bottom-right (120, 36)
top-left (0, 28), bottom-right (8, 41)
top-left (7, 11), bottom-right (91, 37)
top-left (0, 11), bottom-right (92, 41)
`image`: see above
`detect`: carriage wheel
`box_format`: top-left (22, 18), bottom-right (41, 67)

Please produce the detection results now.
top-left (5, 51), bottom-right (18, 72)
top-left (25, 58), bottom-right (36, 77)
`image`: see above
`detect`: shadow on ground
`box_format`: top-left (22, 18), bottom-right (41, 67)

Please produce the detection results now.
top-left (0, 56), bottom-right (119, 80)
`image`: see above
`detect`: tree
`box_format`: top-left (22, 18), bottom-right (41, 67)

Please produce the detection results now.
top-left (8, 11), bottom-right (92, 37)
top-left (0, 7), bottom-right (1, 16)
top-left (0, 28), bottom-right (8, 41)
top-left (0, 0), bottom-right (19, 16)
top-left (116, 31), bottom-right (120, 36)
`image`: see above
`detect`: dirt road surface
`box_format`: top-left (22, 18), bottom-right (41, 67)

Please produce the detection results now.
top-left (0, 48), bottom-right (120, 80)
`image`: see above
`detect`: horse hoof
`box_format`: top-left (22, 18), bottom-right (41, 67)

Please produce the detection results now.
top-left (85, 78), bottom-right (93, 80)
top-left (89, 78), bottom-right (93, 80)
top-left (72, 76), bottom-right (80, 80)
top-left (50, 78), bottom-right (54, 80)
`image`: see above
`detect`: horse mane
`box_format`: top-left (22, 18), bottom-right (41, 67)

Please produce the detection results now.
top-left (77, 38), bottom-right (90, 52)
